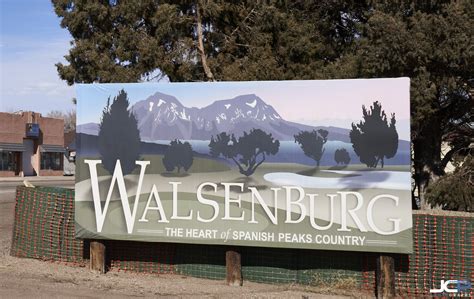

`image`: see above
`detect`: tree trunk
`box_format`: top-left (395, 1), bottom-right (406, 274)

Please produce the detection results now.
top-left (418, 165), bottom-right (443, 210)
top-left (248, 152), bottom-right (265, 175)
top-left (231, 157), bottom-right (247, 176)
top-left (195, 1), bottom-right (215, 81)
top-left (375, 156), bottom-right (381, 168)
top-left (413, 122), bottom-right (443, 210)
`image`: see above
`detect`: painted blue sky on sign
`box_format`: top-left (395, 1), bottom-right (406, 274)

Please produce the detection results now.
top-left (77, 78), bottom-right (410, 140)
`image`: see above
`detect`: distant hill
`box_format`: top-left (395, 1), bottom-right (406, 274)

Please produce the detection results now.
top-left (77, 122), bottom-right (99, 136)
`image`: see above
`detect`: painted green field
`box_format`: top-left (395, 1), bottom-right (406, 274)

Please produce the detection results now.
top-left (77, 153), bottom-right (410, 182)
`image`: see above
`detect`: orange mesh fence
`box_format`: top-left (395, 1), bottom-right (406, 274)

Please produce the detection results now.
top-left (10, 186), bottom-right (473, 296)
top-left (10, 186), bottom-right (84, 265)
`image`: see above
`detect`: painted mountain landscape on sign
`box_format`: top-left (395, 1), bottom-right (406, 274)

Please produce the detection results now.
top-left (78, 92), bottom-right (352, 142)
top-left (77, 91), bottom-right (410, 166)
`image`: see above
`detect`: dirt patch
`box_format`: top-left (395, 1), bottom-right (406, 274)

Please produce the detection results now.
top-left (0, 256), bottom-right (359, 298)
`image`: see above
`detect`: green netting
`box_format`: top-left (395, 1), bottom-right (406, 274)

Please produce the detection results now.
top-left (174, 244), bottom-right (227, 280)
top-left (10, 186), bottom-right (473, 297)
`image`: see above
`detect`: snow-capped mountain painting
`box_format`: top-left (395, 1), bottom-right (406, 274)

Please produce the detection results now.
top-left (78, 92), bottom-right (351, 142)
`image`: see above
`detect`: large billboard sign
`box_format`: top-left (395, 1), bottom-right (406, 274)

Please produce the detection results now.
top-left (75, 78), bottom-right (412, 253)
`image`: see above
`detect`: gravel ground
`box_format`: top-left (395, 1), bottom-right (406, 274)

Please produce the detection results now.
top-left (0, 186), bottom-right (369, 298)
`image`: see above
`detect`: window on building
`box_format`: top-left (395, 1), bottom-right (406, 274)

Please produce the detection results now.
top-left (41, 152), bottom-right (62, 170)
top-left (0, 151), bottom-right (16, 171)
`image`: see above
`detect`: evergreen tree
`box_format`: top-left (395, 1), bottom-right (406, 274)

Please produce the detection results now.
top-left (162, 140), bottom-right (194, 173)
top-left (350, 101), bottom-right (398, 168)
top-left (335, 1), bottom-right (473, 207)
top-left (294, 129), bottom-right (329, 167)
top-left (425, 156), bottom-right (473, 212)
top-left (98, 90), bottom-right (141, 175)
top-left (209, 129), bottom-right (279, 176)
top-left (53, 0), bottom-right (473, 208)
top-left (51, 0), bottom-right (366, 83)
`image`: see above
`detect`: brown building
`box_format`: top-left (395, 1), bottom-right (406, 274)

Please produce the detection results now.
top-left (0, 111), bottom-right (64, 177)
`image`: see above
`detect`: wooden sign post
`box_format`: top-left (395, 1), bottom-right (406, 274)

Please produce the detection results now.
top-left (90, 240), bottom-right (106, 274)
top-left (376, 254), bottom-right (395, 298)
top-left (226, 249), bottom-right (242, 286)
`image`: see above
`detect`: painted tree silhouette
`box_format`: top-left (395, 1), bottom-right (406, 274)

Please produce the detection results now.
top-left (294, 129), bottom-right (329, 167)
top-left (98, 89), bottom-right (141, 175)
top-left (350, 101), bottom-right (398, 168)
top-left (162, 140), bottom-right (194, 173)
top-left (209, 129), bottom-right (279, 176)
top-left (334, 148), bottom-right (351, 165)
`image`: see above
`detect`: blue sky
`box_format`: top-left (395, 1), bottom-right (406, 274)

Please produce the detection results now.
top-left (0, 0), bottom-right (75, 114)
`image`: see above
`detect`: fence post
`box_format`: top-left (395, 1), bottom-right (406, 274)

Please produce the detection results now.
top-left (376, 254), bottom-right (395, 298)
top-left (226, 248), bottom-right (242, 286)
top-left (90, 240), bottom-right (106, 274)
